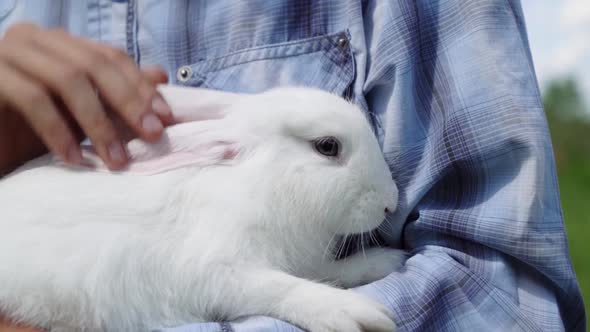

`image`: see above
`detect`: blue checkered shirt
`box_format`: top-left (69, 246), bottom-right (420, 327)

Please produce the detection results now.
top-left (0, 0), bottom-right (585, 331)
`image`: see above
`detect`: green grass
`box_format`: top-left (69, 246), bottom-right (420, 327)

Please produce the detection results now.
top-left (542, 77), bottom-right (589, 324)
top-left (557, 159), bottom-right (590, 322)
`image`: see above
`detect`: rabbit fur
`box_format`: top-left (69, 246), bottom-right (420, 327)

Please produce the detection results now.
top-left (0, 85), bottom-right (406, 332)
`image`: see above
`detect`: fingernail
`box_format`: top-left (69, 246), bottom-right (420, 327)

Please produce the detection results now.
top-left (108, 141), bottom-right (126, 163)
top-left (66, 145), bottom-right (82, 164)
top-left (152, 95), bottom-right (172, 117)
top-left (142, 113), bottom-right (164, 134)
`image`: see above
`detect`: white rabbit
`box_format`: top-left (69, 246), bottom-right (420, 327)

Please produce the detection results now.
top-left (0, 85), bottom-right (406, 332)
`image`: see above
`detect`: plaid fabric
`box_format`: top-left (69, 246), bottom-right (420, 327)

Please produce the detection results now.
top-left (1, 1), bottom-right (585, 331)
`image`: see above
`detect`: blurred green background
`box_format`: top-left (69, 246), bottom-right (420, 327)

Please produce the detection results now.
top-left (543, 78), bottom-right (590, 314)
top-left (520, 0), bottom-right (589, 322)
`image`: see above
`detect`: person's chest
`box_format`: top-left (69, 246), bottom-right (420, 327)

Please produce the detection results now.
top-left (0, 1), bottom-right (364, 99)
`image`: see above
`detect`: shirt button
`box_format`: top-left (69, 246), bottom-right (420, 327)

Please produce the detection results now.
top-left (337, 35), bottom-right (349, 48)
top-left (177, 66), bottom-right (192, 82)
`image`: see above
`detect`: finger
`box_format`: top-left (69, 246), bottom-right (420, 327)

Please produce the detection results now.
top-left (0, 61), bottom-right (82, 165)
top-left (2, 22), bottom-right (40, 42)
top-left (138, 66), bottom-right (175, 124)
top-left (74, 38), bottom-right (174, 124)
top-left (141, 66), bottom-right (169, 85)
top-left (0, 42), bottom-right (128, 169)
top-left (30, 28), bottom-right (165, 143)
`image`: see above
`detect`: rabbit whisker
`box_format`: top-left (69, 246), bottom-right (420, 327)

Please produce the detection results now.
top-left (360, 231), bottom-right (367, 260)
top-left (380, 224), bottom-right (395, 236)
top-left (322, 222), bottom-right (345, 262)
top-left (334, 236), bottom-right (347, 261)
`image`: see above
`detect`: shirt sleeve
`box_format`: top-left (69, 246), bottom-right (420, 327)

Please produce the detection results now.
top-left (354, 0), bottom-right (585, 331)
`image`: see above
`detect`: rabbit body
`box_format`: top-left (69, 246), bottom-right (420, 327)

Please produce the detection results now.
top-left (0, 86), bottom-right (405, 332)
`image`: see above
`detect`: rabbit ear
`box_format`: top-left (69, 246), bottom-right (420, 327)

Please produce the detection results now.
top-left (121, 85), bottom-right (243, 174)
top-left (157, 84), bottom-right (243, 123)
top-left (126, 124), bottom-right (240, 174)
top-left (65, 85), bottom-right (245, 174)
top-left (74, 123), bottom-right (240, 175)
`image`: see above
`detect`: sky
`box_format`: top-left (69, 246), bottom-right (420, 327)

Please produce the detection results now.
top-left (520, 0), bottom-right (590, 103)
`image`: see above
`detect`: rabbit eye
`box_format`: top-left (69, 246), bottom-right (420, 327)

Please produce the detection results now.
top-left (313, 137), bottom-right (341, 157)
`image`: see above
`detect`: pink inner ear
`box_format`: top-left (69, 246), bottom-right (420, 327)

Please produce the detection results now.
top-left (223, 146), bottom-right (239, 160)
top-left (66, 136), bottom-right (239, 175)
top-left (123, 141), bottom-right (239, 174)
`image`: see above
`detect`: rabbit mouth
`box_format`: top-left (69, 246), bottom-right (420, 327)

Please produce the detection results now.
top-left (337, 190), bottom-right (390, 236)
top-left (331, 229), bottom-right (387, 260)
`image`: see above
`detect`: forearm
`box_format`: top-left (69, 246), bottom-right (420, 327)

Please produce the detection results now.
top-left (356, 0), bottom-right (585, 329)
top-left (0, 314), bottom-right (45, 332)
top-left (0, 110), bottom-right (46, 176)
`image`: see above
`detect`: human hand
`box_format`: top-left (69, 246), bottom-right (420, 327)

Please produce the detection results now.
top-left (0, 23), bottom-right (172, 173)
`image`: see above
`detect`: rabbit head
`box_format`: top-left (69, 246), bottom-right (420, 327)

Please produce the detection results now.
top-left (85, 85), bottom-right (398, 238)
top-left (182, 86), bottom-right (399, 237)
top-left (150, 86), bottom-right (397, 235)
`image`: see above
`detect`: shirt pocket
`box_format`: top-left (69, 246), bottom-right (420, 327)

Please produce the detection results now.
top-left (174, 30), bottom-right (355, 98)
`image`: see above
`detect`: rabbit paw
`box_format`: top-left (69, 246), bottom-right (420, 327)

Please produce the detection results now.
top-left (298, 290), bottom-right (396, 332)
top-left (357, 247), bottom-right (406, 282)
top-left (327, 247), bottom-right (406, 288)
